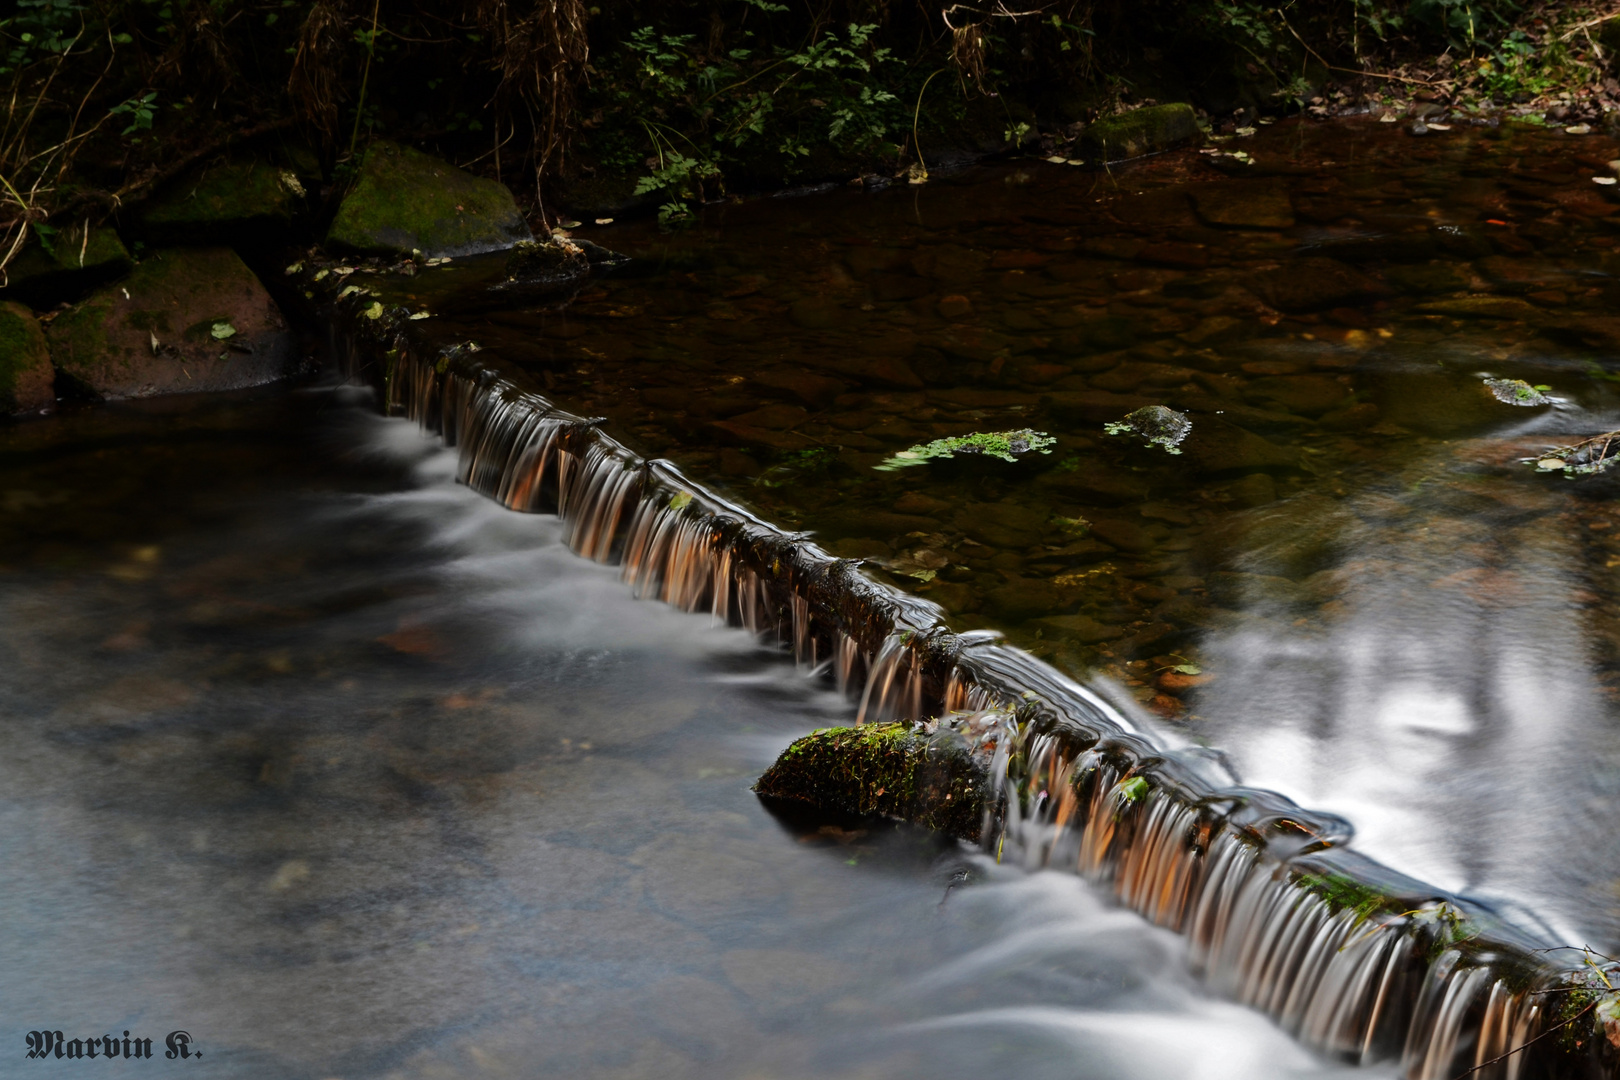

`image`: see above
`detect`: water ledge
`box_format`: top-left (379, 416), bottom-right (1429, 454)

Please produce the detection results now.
top-left (306, 264), bottom-right (1616, 1080)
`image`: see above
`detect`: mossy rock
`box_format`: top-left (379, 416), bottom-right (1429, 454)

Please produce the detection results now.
top-left (0, 224), bottom-right (132, 308)
top-left (327, 140), bottom-right (531, 258)
top-left (47, 247), bottom-right (294, 400)
top-left (505, 237), bottom-right (590, 284)
top-left (0, 300), bottom-right (55, 415)
top-left (139, 160), bottom-right (307, 244)
top-left (1080, 103), bottom-right (1202, 162)
top-left (754, 723), bottom-right (986, 841)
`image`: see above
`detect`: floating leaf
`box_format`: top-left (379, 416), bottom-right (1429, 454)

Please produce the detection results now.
top-left (1116, 777), bottom-right (1150, 804)
top-left (284, 261), bottom-right (303, 275)
top-left (362, 301), bottom-right (384, 320)
top-left (1172, 663), bottom-right (1202, 675)
top-left (669, 491), bottom-right (693, 511)
top-left (408, 311), bottom-right (432, 320)
top-left (209, 322), bottom-right (237, 340)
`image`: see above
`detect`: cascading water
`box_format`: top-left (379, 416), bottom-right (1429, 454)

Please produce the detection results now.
top-left (324, 278), bottom-right (1595, 1079)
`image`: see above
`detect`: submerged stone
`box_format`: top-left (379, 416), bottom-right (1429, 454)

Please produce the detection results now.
top-left (1079, 103), bottom-right (1201, 162)
top-left (139, 160), bottom-right (307, 243)
top-left (326, 140), bottom-right (531, 258)
top-left (1191, 181), bottom-right (1296, 230)
top-left (47, 248), bottom-right (294, 400)
top-left (1483, 378), bottom-right (1551, 406)
top-left (0, 224), bottom-right (132, 307)
top-left (1103, 405), bottom-right (1191, 454)
top-left (753, 722), bottom-right (989, 841)
top-left (0, 301), bottom-right (55, 415)
top-left (1247, 258), bottom-right (1388, 312)
top-left (504, 236), bottom-right (589, 286)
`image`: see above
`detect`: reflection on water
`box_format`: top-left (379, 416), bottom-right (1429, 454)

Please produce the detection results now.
top-left (0, 388), bottom-right (1370, 1077)
top-left (350, 115), bottom-right (1620, 950)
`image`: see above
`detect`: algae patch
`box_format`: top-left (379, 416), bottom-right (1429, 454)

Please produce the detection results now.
top-left (875, 429), bottom-right (1055, 471)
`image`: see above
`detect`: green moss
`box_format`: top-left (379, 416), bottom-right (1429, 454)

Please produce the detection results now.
top-left (754, 723), bottom-right (986, 840)
top-left (0, 300), bottom-right (50, 409)
top-left (875, 429), bottom-right (1055, 471)
top-left (0, 225), bottom-right (132, 307)
top-left (1079, 103), bottom-right (1201, 162)
top-left (327, 140), bottom-right (530, 258)
top-left (141, 162), bottom-right (302, 238)
top-left (1293, 870), bottom-right (1398, 925)
top-left (1104, 405), bottom-right (1192, 453)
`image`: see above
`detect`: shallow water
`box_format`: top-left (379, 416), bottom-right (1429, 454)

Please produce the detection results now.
top-left (0, 387), bottom-right (1375, 1078)
top-left (356, 115), bottom-right (1620, 950)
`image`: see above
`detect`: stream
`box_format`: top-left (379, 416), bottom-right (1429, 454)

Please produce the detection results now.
top-left (0, 387), bottom-right (1369, 1078)
top-left (7, 112), bottom-right (1620, 1076)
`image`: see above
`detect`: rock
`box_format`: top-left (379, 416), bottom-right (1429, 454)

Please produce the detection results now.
top-left (726, 403), bottom-right (810, 430)
top-left (1087, 517), bottom-right (1157, 553)
top-left (0, 301), bottom-right (55, 415)
top-left (326, 140), bottom-right (530, 258)
top-left (1207, 570), bottom-right (1305, 608)
top-left (139, 161), bottom-right (306, 244)
top-left (753, 723), bottom-right (987, 841)
top-left (1244, 374), bottom-right (1352, 416)
top-left (1031, 613), bottom-right (1120, 643)
top-left (504, 237), bottom-right (589, 285)
top-left (752, 370), bottom-right (846, 408)
top-left (1320, 402), bottom-right (1380, 430)
top-left (1371, 372), bottom-right (1518, 436)
top-left (937, 294), bottom-right (974, 319)
top-left (1247, 258), bottom-right (1387, 312)
top-left (1306, 231), bottom-right (1437, 263)
top-left (954, 501), bottom-right (1049, 548)
top-left (1043, 388), bottom-right (1158, 424)
top-left (1413, 296), bottom-right (1539, 320)
top-left (1191, 181), bottom-right (1296, 229)
top-left (1228, 472), bottom-right (1276, 507)
top-left (1382, 262), bottom-right (1471, 295)
top-left (1080, 103), bottom-right (1201, 162)
top-left (1104, 405), bottom-right (1192, 453)
top-left (0, 225), bottom-right (133, 307)
top-left (790, 298), bottom-right (842, 329)
top-left (47, 248), bottom-right (294, 400)
top-left (1180, 417), bottom-right (1299, 475)
top-left (985, 577), bottom-right (1072, 621)
top-left (1035, 463), bottom-right (1151, 504)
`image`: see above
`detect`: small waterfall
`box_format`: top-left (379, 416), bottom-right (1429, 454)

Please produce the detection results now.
top-left (324, 289), bottom-right (1595, 1079)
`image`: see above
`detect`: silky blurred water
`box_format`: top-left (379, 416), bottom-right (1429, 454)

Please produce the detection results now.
top-left (0, 386), bottom-right (1376, 1078)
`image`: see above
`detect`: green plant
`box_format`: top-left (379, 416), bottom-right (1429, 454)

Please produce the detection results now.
top-left (874, 429), bottom-right (1055, 471)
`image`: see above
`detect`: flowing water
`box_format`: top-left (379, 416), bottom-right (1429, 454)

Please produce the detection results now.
top-left (13, 112), bottom-right (1620, 1077)
top-left (358, 115), bottom-right (1620, 956)
top-left (0, 388), bottom-right (1375, 1078)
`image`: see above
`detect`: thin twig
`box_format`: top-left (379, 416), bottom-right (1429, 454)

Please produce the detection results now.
top-left (1449, 999), bottom-right (1597, 1080)
top-left (1277, 10), bottom-right (1449, 87)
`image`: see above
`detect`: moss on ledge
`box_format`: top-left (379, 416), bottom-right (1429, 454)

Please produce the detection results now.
top-left (754, 723), bottom-right (986, 841)
top-left (1080, 103), bottom-right (1201, 162)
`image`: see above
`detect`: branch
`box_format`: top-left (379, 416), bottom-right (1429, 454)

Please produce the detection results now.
top-left (1449, 999), bottom-right (1598, 1080)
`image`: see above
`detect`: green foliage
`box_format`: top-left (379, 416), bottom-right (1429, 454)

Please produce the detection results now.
top-left (875, 429), bottom-right (1055, 471)
top-left (589, 17), bottom-right (906, 221)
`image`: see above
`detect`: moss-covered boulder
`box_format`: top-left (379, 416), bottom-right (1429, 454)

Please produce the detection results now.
top-left (0, 301), bottom-right (56, 415)
top-left (1080, 103), bottom-right (1201, 162)
top-left (754, 723), bottom-right (988, 841)
top-left (0, 224), bottom-right (133, 308)
top-left (138, 160), bottom-right (308, 244)
top-left (326, 141), bottom-right (531, 258)
top-left (47, 248), bottom-right (294, 400)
